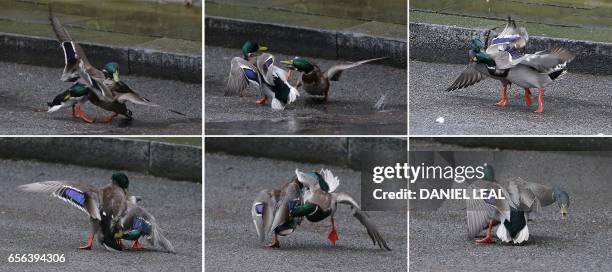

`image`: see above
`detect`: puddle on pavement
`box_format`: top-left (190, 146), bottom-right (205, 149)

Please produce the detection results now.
top-left (206, 110), bottom-right (406, 135)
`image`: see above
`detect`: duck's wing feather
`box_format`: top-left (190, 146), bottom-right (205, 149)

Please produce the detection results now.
top-left (112, 81), bottom-right (159, 107)
top-left (269, 182), bottom-right (301, 235)
top-left (226, 57), bottom-right (260, 96)
top-left (251, 189), bottom-right (280, 242)
top-left (510, 48), bottom-right (575, 72)
top-left (507, 177), bottom-right (541, 212)
top-left (77, 62), bottom-right (113, 98)
top-left (257, 53), bottom-right (276, 86)
top-left (49, 7), bottom-right (91, 81)
top-left (444, 63), bottom-right (487, 91)
top-left (325, 57), bottom-right (388, 81)
top-left (335, 192), bottom-right (391, 250)
top-left (122, 204), bottom-right (175, 253)
top-left (18, 181), bottom-right (101, 220)
top-left (466, 180), bottom-right (512, 238)
top-left (319, 169), bottom-right (340, 193)
top-left (486, 17), bottom-right (528, 57)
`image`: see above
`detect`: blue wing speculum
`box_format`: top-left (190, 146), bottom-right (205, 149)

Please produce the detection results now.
top-left (52, 186), bottom-right (88, 213)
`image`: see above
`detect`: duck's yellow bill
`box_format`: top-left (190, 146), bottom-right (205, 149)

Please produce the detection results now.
top-left (258, 46), bottom-right (268, 52)
top-left (280, 60), bottom-right (293, 65)
top-left (113, 71), bottom-right (120, 82)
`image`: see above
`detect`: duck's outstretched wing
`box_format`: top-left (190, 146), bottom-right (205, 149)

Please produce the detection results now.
top-left (507, 177), bottom-right (542, 213)
top-left (251, 189), bottom-right (279, 242)
top-left (466, 180), bottom-right (512, 238)
top-left (49, 7), bottom-right (89, 82)
top-left (444, 63), bottom-right (487, 92)
top-left (510, 48), bottom-right (575, 73)
top-left (226, 57), bottom-right (260, 96)
top-left (334, 192), bottom-right (391, 250)
top-left (18, 181), bottom-right (101, 220)
top-left (325, 57), bottom-right (388, 81)
top-left (486, 16), bottom-right (529, 57)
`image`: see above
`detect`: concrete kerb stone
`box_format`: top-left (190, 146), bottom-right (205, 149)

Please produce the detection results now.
top-left (0, 32), bottom-right (201, 82)
top-left (205, 16), bottom-right (407, 67)
top-left (0, 138), bottom-right (200, 182)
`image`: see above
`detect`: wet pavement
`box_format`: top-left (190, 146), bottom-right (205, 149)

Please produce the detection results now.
top-left (410, 0), bottom-right (612, 43)
top-left (205, 152), bottom-right (406, 272)
top-left (407, 146), bottom-right (612, 271)
top-left (204, 46), bottom-right (407, 135)
top-left (205, 0), bottom-right (406, 39)
top-left (409, 61), bottom-right (612, 135)
top-left (0, 0), bottom-right (201, 54)
top-left (0, 61), bottom-right (201, 135)
top-left (0, 158), bottom-right (201, 271)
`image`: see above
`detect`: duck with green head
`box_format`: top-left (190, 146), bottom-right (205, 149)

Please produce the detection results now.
top-left (225, 41), bottom-right (270, 97)
top-left (281, 56), bottom-right (387, 101)
top-left (110, 198), bottom-right (175, 253)
top-left (46, 61), bottom-right (124, 124)
top-left (227, 42), bottom-right (299, 109)
top-left (446, 17), bottom-right (534, 109)
top-left (18, 172), bottom-right (132, 250)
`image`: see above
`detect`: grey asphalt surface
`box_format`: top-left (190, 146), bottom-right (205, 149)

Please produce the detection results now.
top-left (409, 61), bottom-right (612, 135)
top-left (205, 46), bottom-right (407, 135)
top-left (205, 153), bottom-right (406, 272)
top-left (0, 159), bottom-right (202, 271)
top-left (408, 146), bottom-right (612, 271)
top-left (0, 61), bottom-right (201, 135)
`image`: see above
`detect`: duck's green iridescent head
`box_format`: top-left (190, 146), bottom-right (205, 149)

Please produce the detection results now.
top-left (470, 38), bottom-right (484, 52)
top-left (280, 57), bottom-right (314, 73)
top-left (553, 187), bottom-right (570, 218)
top-left (482, 163), bottom-right (494, 181)
top-left (111, 172), bottom-right (129, 189)
top-left (103, 62), bottom-right (120, 82)
top-left (242, 41), bottom-right (267, 59)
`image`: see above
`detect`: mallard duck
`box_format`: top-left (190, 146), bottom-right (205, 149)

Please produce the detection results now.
top-left (50, 10), bottom-right (180, 123)
top-left (18, 172), bottom-right (131, 250)
top-left (446, 17), bottom-right (533, 107)
top-left (225, 41), bottom-right (268, 97)
top-left (47, 83), bottom-right (93, 123)
top-left (252, 177), bottom-right (304, 248)
top-left (507, 177), bottom-right (570, 219)
top-left (110, 198), bottom-right (175, 253)
top-left (228, 52), bottom-right (299, 110)
top-left (447, 19), bottom-right (574, 113)
top-left (294, 169), bottom-right (391, 250)
top-left (281, 57), bottom-right (387, 101)
top-left (466, 179), bottom-right (529, 244)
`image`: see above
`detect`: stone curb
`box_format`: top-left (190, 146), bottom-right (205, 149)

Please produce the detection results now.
top-left (409, 22), bottom-right (612, 75)
top-left (205, 137), bottom-right (407, 170)
top-left (0, 138), bottom-right (201, 182)
top-left (205, 16), bottom-right (407, 68)
top-left (0, 32), bottom-right (201, 83)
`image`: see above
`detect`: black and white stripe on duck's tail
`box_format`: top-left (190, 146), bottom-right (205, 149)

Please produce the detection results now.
top-left (271, 68), bottom-right (299, 110)
top-left (496, 209), bottom-right (529, 244)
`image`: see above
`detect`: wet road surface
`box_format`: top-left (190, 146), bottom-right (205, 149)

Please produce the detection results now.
top-left (0, 61), bottom-right (201, 135)
top-left (0, 159), bottom-right (201, 271)
top-left (410, 61), bottom-right (612, 135)
top-left (205, 153), bottom-right (406, 271)
top-left (205, 46), bottom-right (407, 135)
